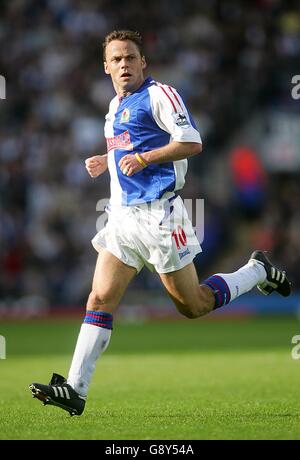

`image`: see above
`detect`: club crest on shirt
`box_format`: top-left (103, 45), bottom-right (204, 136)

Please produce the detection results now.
top-left (120, 108), bottom-right (130, 123)
top-left (172, 112), bottom-right (190, 127)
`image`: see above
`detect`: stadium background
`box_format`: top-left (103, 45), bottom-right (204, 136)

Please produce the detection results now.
top-left (0, 0), bottom-right (299, 318)
top-left (1, 0), bottom-right (300, 441)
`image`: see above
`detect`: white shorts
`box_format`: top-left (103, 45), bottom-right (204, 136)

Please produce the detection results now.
top-left (92, 194), bottom-right (201, 274)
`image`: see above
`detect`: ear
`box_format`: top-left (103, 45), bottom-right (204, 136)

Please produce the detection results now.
top-left (104, 61), bottom-right (110, 75)
top-left (141, 56), bottom-right (147, 70)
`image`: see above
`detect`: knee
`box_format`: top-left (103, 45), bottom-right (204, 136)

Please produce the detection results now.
top-left (87, 290), bottom-right (118, 311)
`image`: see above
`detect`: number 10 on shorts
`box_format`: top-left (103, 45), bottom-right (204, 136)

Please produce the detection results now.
top-left (171, 225), bottom-right (187, 250)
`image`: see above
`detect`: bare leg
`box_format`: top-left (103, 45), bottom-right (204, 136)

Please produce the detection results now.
top-left (86, 248), bottom-right (137, 313)
top-left (159, 263), bottom-right (215, 318)
top-left (160, 256), bottom-right (267, 318)
top-left (68, 248), bottom-right (137, 395)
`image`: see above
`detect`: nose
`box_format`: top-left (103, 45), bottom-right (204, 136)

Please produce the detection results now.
top-left (120, 58), bottom-right (129, 68)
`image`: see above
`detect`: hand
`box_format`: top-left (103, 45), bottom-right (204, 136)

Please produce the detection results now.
top-left (85, 155), bottom-right (108, 178)
top-left (118, 154), bottom-right (145, 177)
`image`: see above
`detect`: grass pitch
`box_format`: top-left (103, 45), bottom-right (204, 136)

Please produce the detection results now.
top-left (1, 316), bottom-right (300, 440)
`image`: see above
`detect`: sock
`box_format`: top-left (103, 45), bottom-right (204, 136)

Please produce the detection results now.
top-left (203, 260), bottom-right (266, 309)
top-left (67, 310), bottom-right (113, 396)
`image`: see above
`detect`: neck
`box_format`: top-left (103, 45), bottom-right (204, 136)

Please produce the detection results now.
top-left (114, 76), bottom-right (145, 99)
top-left (116, 88), bottom-right (133, 98)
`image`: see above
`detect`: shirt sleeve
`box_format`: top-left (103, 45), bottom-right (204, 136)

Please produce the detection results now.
top-left (149, 84), bottom-right (202, 144)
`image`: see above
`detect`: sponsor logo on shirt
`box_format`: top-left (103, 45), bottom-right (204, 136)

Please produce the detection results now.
top-left (172, 112), bottom-right (190, 127)
top-left (106, 130), bottom-right (133, 152)
top-left (120, 108), bottom-right (130, 123)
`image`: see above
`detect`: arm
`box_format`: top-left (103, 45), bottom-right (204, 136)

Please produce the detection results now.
top-left (118, 141), bottom-right (202, 177)
top-left (140, 85), bottom-right (202, 165)
top-left (119, 85), bottom-right (203, 176)
top-left (141, 141), bottom-right (202, 164)
top-left (85, 154), bottom-right (108, 178)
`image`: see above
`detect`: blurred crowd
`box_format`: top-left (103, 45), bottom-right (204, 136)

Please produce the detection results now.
top-left (0, 0), bottom-right (299, 308)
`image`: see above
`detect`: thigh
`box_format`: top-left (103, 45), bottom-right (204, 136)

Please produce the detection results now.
top-left (91, 248), bottom-right (137, 306)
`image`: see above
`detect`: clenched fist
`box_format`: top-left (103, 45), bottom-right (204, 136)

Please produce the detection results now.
top-left (85, 155), bottom-right (108, 178)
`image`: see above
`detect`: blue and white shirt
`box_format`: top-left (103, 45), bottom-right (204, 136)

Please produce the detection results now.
top-left (105, 76), bottom-right (202, 207)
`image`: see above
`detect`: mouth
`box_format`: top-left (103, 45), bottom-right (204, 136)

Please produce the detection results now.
top-left (120, 72), bottom-right (132, 79)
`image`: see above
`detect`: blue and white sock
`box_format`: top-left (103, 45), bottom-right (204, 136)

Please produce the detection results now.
top-left (203, 260), bottom-right (266, 309)
top-left (67, 310), bottom-right (113, 396)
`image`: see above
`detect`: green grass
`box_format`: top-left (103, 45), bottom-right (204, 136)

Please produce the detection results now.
top-left (1, 317), bottom-right (300, 440)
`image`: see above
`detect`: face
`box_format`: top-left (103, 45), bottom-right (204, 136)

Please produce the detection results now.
top-left (104, 40), bottom-right (146, 96)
